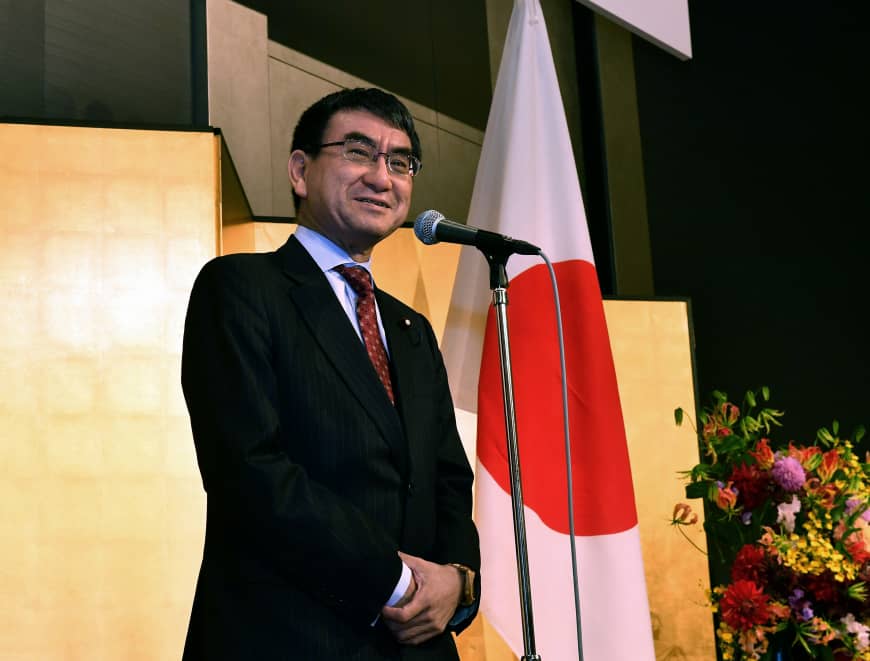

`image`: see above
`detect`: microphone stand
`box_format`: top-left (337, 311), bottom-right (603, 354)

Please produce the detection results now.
top-left (482, 247), bottom-right (541, 661)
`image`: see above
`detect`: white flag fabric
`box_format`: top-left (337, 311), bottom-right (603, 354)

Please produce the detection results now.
top-left (441, 0), bottom-right (655, 658)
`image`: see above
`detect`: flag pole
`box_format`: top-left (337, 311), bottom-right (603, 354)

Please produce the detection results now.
top-left (486, 253), bottom-right (542, 661)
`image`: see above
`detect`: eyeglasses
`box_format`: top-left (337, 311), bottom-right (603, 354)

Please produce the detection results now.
top-left (316, 139), bottom-right (422, 177)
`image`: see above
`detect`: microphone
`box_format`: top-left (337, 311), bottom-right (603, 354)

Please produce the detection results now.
top-left (413, 210), bottom-right (540, 256)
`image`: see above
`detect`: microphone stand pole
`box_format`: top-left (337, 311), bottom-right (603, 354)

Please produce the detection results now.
top-left (484, 249), bottom-right (541, 661)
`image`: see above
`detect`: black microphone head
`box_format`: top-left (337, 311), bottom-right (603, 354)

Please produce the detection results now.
top-left (413, 209), bottom-right (445, 245)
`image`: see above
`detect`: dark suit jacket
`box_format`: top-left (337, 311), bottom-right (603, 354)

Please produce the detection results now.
top-left (180, 236), bottom-right (480, 660)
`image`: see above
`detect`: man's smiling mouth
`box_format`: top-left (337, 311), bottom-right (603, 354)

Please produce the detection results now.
top-left (357, 197), bottom-right (390, 209)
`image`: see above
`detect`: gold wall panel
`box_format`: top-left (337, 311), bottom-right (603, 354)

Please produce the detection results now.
top-left (0, 126), bottom-right (710, 658)
top-left (0, 123), bottom-right (218, 660)
top-left (608, 299), bottom-right (714, 660)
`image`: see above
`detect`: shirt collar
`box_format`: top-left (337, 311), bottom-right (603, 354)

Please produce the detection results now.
top-left (294, 225), bottom-right (373, 274)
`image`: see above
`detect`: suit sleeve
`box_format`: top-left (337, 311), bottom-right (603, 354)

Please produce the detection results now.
top-left (420, 318), bottom-right (482, 633)
top-left (181, 257), bottom-right (402, 624)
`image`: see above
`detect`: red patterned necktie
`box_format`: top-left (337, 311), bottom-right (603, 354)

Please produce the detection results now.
top-left (334, 264), bottom-right (395, 405)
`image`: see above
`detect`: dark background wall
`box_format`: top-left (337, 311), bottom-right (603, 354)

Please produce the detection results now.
top-left (632, 3), bottom-right (869, 444)
top-left (235, 0), bottom-right (493, 132)
top-left (0, 0), bottom-right (196, 125)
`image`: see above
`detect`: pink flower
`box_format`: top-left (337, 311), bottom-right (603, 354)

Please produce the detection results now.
top-left (776, 495), bottom-right (801, 533)
top-left (842, 613), bottom-right (870, 651)
top-left (672, 502), bottom-right (698, 526)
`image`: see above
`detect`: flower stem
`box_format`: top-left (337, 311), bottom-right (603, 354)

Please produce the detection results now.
top-left (677, 526), bottom-right (708, 556)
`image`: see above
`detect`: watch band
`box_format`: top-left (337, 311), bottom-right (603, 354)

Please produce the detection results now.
top-left (449, 563), bottom-right (476, 606)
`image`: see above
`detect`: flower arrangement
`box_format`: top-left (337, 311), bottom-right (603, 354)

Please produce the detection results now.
top-left (672, 388), bottom-right (869, 660)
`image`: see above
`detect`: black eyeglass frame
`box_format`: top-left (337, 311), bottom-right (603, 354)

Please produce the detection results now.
top-left (315, 139), bottom-right (422, 177)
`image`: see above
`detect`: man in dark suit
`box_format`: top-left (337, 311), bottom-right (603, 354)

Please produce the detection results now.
top-left (181, 88), bottom-right (480, 660)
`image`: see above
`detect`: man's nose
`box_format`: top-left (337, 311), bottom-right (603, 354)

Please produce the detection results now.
top-left (362, 154), bottom-right (392, 188)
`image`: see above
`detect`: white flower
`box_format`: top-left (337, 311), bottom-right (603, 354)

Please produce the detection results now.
top-left (776, 495), bottom-right (801, 533)
top-left (842, 613), bottom-right (870, 650)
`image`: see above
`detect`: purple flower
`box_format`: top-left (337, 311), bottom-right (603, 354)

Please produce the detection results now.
top-left (741, 511), bottom-right (753, 525)
top-left (771, 456), bottom-right (806, 492)
top-left (846, 497), bottom-right (870, 521)
top-left (789, 589), bottom-right (814, 622)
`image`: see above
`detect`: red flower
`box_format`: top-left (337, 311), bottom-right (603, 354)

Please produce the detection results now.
top-left (750, 438), bottom-right (775, 470)
top-left (817, 449), bottom-right (841, 483)
top-left (729, 462), bottom-right (771, 510)
top-left (715, 481), bottom-right (739, 512)
top-left (845, 536), bottom-right (870, 565)
top-left (731, 544), bottom-right (768, 584)
top-left (804, 572), bottom-right (840, 604)
top-left (721, 402), bottom-right (740, 424)
top-left (804, 478), bottom-right (839, 510)
top-left (720, 580), bottom-right (771, 630)
top-left (788, 442), bottom-right (821, 469)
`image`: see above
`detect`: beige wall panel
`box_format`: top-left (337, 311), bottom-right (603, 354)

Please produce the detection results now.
top-left (255, 220), bottom-right (294, 250)
top-left (428, 128), bottom-right (483, 224)
top-left (406, 119), bottom-right (443, 222)
top-left (0, 123), bottom-right (217, 660)
top-left (267, 55), bottom-right (341, 218)
top-left (221, 219), bottom-right (256, 255)
top-left (206, 0), bottom-right (272, 215)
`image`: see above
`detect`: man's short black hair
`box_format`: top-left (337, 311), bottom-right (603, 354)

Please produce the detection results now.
top-left (290, 88), bottom-right (422, 212)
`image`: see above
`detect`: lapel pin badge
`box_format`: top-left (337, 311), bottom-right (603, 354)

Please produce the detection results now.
top-left (400, 317), bottom-right (421, 345)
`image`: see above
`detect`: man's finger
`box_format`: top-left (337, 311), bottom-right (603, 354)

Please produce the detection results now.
top-left (381, 600), bottom-right (427, 624)
top-left (392, 620), bottom-right (437, 644)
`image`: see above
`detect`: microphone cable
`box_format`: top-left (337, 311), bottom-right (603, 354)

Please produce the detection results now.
top-left (537, 249), bottom-right (584, 661)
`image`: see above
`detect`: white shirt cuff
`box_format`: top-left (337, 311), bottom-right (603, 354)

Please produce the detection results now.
top-left (384, 561), bottom-right (412, 607)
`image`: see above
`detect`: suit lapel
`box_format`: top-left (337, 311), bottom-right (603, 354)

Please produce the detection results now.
top-left (277, 237), bottom-right (407, 474)
top-left (378, 292), bottom-right (426, 479)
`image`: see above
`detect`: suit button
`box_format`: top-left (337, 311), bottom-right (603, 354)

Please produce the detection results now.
top-left (407, 482), bottom-right (414, 495)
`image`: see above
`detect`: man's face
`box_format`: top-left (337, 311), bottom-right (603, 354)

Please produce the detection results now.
top-left (289, 109), bottom-right (414, 261)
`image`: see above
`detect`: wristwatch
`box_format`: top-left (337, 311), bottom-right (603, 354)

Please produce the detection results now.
top-left (449, 563), bottom-right (476, 606)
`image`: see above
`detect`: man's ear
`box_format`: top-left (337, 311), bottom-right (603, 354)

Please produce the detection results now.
top-left (288, 150), bottom-right (308, 199)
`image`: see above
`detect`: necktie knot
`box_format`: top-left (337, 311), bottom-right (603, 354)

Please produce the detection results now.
top-left (334, 264), bottom-right (373, 298)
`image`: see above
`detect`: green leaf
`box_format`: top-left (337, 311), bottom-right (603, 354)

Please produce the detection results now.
top-left (832, 419), bottom-right (840, 435)
top-left (847, 581), bottom-right (868, 602)
top-left (817, 646), bottom-right (835, 661)
top-left (761, 385), bottom-right (770, 401)
top-left (855, 424), bottom-right (866, 444)
top-left (711, 390), bottom-right (727, 403)
top-left (685, 482), bottom-right (708, 499)
top-left (804, 452), bottom-right (823, 472)
top-left (674, 407), bottom-right (684, 426)
top-left (746, 390), bottom-right (757, 408)
top-left (717, 435), bottom-right (746, 455)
